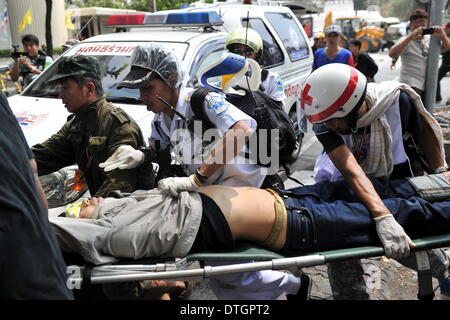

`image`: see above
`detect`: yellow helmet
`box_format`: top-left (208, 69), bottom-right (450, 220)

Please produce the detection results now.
top-left (225, 28), bottom-right (263, 54)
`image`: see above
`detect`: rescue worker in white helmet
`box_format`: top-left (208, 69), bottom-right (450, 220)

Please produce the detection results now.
top-left (299, 63), bottom-right (450, 300)
top-left (99, 44), bottom-right (311, 300)
top-left (225, 27), bottom-right (287, 108)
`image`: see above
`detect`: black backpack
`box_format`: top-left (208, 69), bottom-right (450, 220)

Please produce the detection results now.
top-left (189, 86), bottom-right (297, 168)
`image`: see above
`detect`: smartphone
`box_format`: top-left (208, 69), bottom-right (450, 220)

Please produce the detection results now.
top-left (422, 27), bottom-right (435, 35)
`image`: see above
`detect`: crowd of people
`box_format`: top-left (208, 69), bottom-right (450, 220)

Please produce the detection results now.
top-left (1, 7), bottom-right (450, 301)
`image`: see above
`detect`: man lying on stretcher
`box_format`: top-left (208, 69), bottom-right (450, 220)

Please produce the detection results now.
top-left (51, 172), bottom-right (450, 268)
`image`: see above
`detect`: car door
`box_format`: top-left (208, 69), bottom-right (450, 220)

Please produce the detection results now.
top-left (253, 12), bottom-right (312, 114)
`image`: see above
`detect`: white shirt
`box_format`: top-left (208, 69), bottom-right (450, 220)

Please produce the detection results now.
top-left (261, 70), bottom-right (287, 104)
top-left (150, 86), bottom-right (267, 188)
top-left (399, 34), bottom-right (430, 91)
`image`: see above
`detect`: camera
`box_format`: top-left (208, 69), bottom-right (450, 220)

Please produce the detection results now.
top-left (422, 27), bottom-right (435, 35)
top-left (10, 45), bottom-right (28, 60)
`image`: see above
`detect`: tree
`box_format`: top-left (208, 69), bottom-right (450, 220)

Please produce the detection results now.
top-left (381, 0), bottom-right (413, 21)
top-left (71, 0), bottom-right (186, 11)
top-left (354, 0), bottom-right (369, 10)
top-left (45, 0), bottom-right (53, 57)
top-left (72, 1), bottom-right (133, 8)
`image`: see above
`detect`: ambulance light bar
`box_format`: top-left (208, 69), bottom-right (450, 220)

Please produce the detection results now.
top-left (105, 11), bottom-right (224, 28)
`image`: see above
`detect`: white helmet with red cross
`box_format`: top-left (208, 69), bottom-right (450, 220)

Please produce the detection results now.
top-left (299, 63), bottom-right (367, 124)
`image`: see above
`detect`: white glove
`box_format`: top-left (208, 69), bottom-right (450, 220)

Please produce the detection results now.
top-left (374, 214), bottom-right (415, 260)
top-left (99, 145), bottom-right (145, 172)
top-left (157, 175), bottom-right (201, 197)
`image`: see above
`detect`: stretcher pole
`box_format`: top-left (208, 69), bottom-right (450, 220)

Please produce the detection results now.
top-left (78, 255), bottom-right (326, 284)
top-left (318, 234), bottom-right (450, 300)
top-left (320, 234), bottom-right (450, 263)
top-left (72, 234), bottom-right (450, 292)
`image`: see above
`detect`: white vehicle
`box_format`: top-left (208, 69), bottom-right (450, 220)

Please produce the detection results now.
top-left (125, 4), bottom-right (313, 123)
top-left (118, 4), bottom-right (313, 161)
top-left (8, 8), bottom-right (312, 216)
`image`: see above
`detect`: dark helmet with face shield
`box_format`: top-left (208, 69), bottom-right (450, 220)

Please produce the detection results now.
top-left (118, 43), bottom-right (183, 89)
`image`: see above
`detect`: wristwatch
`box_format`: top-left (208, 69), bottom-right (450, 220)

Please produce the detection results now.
top-left (139, 146), bottom-right (155, 161)
top-left (432, 167), bottom-right (448, 174)
top-left (195, 168), bottom-right (209, 184)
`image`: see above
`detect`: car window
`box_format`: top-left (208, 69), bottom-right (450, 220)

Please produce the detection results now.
top-left (265, 12), bottom-right (310, 62)
top-left (242, 18), bottom-right (284, 67)
top-left (23, 41), bottom-right (188, 103)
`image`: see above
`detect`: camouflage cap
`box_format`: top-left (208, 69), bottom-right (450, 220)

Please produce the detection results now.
top-left (48, 55), bottom-right (101, 83)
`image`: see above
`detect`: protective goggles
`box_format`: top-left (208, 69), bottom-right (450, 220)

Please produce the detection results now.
top-left (228, 44), bottom-right (255, 57)
top-left (63, 200), bottom-right (85, 218)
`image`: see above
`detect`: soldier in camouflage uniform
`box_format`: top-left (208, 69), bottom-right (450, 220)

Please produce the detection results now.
top-left (32, 55), bottom-right (155, 197)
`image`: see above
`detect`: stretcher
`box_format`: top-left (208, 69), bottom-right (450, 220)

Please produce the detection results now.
top-left (69, 233), bottom-right (450, 300)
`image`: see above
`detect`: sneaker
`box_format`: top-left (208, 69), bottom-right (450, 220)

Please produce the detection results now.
top-left (286, 272), bottom-right (312, 301)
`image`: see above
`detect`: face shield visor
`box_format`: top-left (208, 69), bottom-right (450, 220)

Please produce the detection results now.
top-left (232, 58), bottom-right (261, 92)
top-left (197, 52), bottom-right (261, 95)
top-left (296, 88), bottom-right (330, 136)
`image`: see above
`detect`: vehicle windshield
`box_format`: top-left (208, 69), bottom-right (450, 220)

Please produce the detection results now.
top-left (23, 41), bottom-right (188, 103)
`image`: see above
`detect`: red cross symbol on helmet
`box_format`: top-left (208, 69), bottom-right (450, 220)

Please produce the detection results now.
top-left (299, 63), bottom-right (367, 124)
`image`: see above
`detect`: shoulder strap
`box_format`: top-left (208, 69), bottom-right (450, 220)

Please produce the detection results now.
top-left (190, 87), bottom-right (216, 130)
top-left (261, 69), bottom-right (269, 82)
top-left (259, 69), bottom-right (269, 91)
top-left (35, 54), bottom-right (47, 68)
top-left (252, 87), bottom-right (283, 110)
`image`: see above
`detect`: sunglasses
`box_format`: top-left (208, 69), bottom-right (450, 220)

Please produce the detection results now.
top-left (229, 45), bottom-right (255, 57)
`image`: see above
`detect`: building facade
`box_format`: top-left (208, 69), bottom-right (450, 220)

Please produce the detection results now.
top-left (0, 0), bottom-right (67, 50)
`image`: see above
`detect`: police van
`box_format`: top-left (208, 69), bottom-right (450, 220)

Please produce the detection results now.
top-left (8, 7), bottom-right (312, 216)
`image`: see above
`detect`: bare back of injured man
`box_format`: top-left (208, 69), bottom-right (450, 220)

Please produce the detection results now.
top-left (56, 172), bottom-right (450, 265)
top-left (78, 186), bottom-right (287, 251)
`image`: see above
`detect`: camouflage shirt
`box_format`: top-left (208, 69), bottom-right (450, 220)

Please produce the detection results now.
top-left (32, 97), bottom-right (155, 197)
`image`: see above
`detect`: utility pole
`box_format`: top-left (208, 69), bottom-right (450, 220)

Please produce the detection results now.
top-left (423, 0), bottom-right (446, 113)
top-left (149, 0), bottom-right (157, 12)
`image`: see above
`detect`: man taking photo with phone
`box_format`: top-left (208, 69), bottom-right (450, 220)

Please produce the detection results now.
top-left (389, 8), bottom-right (450, 101)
